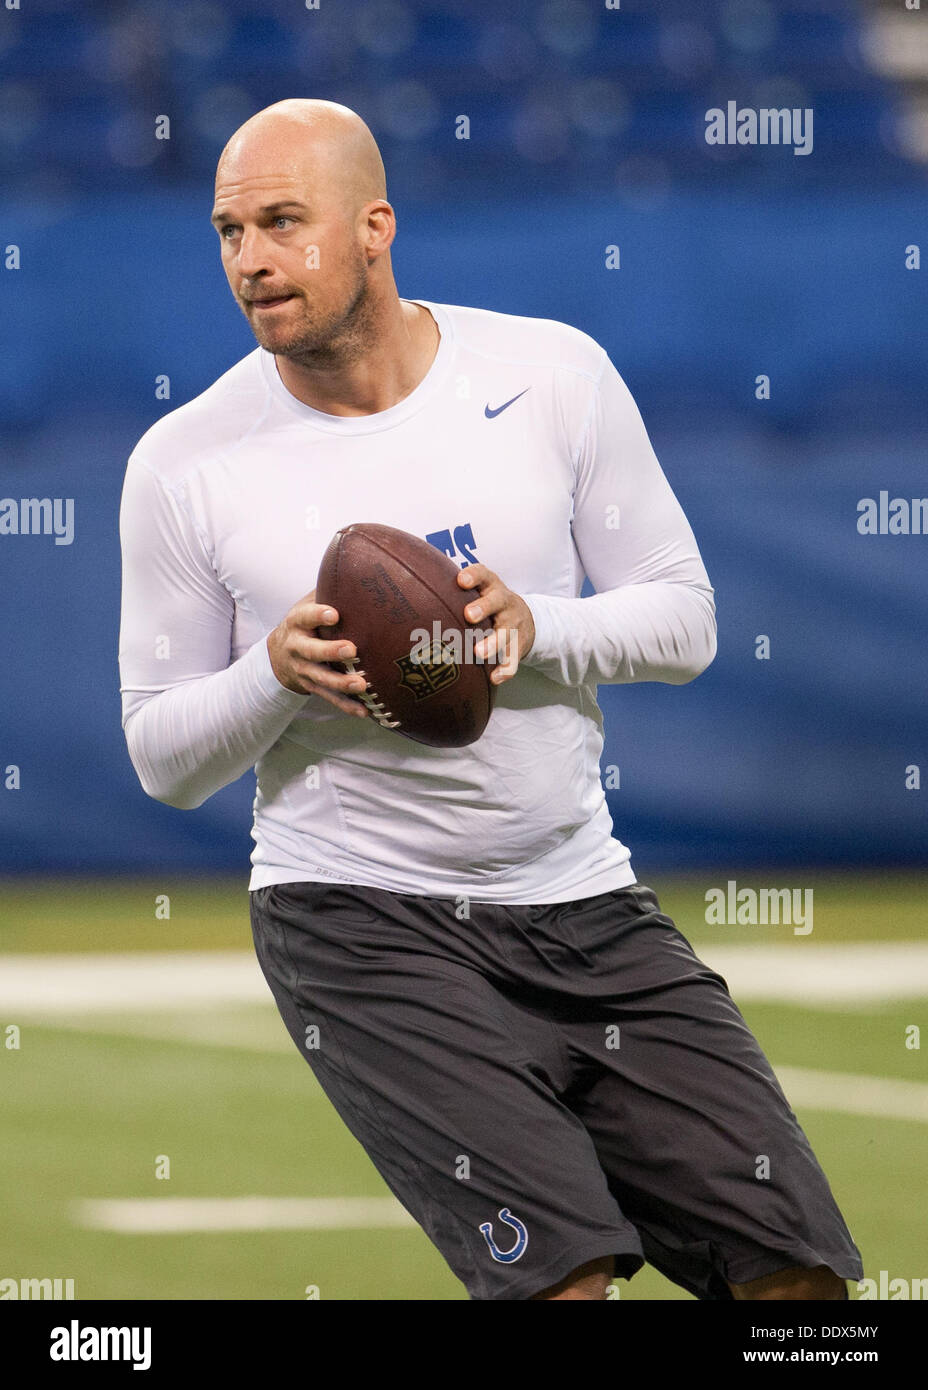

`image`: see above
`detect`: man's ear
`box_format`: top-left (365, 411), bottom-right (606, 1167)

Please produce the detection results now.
top-left (362, 200), bottom-right (396, 261)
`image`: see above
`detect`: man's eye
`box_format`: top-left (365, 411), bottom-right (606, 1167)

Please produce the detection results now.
top-left (274, 216), bottom-right (294, 230)
top-left (220, 225), bottom-right (238, 239)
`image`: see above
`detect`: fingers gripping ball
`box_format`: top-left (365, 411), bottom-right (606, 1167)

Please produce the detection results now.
top-left (315, 523), bottom-right (497, 748)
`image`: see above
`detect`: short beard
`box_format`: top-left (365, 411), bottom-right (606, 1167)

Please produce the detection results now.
top-left (284, 278), bottom-right (374, 371)
top-left (251, 255), bottom-right (375, 371)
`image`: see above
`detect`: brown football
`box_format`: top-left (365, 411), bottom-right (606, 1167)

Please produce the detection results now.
top-left (315, 522), bottom-right (497, 748)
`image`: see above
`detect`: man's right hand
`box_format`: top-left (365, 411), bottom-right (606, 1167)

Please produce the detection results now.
top-left (267, 591), bottom-right (369, 718)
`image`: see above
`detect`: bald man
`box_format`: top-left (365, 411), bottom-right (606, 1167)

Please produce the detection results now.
top-left (118, 100), bottom-right (862, 1302)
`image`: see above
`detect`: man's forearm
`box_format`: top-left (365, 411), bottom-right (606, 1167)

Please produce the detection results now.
top-left (122, 637), bottom-right (308, 810)
top-left (522, 582), bottom-right (717, 688)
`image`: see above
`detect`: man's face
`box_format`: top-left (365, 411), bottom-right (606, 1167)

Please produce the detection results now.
top-left (211, 165), bottom-right (369, 358)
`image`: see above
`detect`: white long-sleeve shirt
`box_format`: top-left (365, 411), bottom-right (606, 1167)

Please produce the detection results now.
top-left (118, 299), bottom-right (716, 902)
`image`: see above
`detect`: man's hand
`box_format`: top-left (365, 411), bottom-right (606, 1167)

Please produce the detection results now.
top-left (267, 591), bottom-right (369, 717)
top-left (457, 564), bottom-right (535, 685)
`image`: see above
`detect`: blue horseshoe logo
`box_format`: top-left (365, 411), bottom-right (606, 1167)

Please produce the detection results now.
top-left (479, 1207), bottom-right (529, 1263)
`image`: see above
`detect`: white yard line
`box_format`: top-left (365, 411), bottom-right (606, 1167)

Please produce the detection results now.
top-left (74, 1196), bottom-right (417, 1235)
top-left (3, 943), bottom-right (928, 1011)
top-left (21, 1013), bottom-right (928, 1125)
top-left (21, 1009), bottom-right (298, 1053)
top-left (5, 947), bottom-right (928, 1134)
top-left (0, 952), bottom-right (268, 1011)
top-left (774, 1066), bottom-right (928, 1123)
top-left (698, 942), bottom-right (928, 1007)
top-left (72, 1056), bottom-right (928, 1242)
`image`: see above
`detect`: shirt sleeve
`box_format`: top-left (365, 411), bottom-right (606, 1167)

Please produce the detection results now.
top-left (520, 352), bottom-right (717, 687)
top-left (117, 452), bottom-right (309, 810)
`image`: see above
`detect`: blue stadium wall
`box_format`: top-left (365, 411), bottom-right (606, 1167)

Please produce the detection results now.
top-left (1, 187), bottom-right (926, 876)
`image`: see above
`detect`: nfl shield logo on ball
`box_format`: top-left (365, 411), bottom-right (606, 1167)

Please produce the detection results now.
top-left (395, 645), bottom-right (460, 701)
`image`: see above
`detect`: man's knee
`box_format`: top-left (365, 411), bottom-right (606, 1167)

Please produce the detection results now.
top-left (728, 1263), bottom-right (847, 1301)
top-left (531, 1255), bottom-right (615, 1301)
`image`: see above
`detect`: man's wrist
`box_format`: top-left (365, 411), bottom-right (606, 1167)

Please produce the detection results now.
top-left (519, 594), bottom-right (557, 666)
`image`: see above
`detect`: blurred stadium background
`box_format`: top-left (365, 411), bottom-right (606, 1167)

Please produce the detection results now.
top-left (1, 0), bottom-right (926, 1300)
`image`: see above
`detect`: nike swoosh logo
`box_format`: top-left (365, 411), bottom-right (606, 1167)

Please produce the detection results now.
top-left (485, 388), bottom-right (530, 419)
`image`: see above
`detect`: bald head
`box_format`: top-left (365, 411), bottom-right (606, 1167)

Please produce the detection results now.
top-left (211, 99), bottom-right (401, 368)
top-left (216, 99), bottom-right (386, 218)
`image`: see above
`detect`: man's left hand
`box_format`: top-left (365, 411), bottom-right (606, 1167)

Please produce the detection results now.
top-left (457, 564), bottom-right (535, 685)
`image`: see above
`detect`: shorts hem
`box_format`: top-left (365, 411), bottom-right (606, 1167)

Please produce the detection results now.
top-left (473, 1237), bottom-right (644, 1302)
top-left (723, 1245), bottom-right (864, 1289)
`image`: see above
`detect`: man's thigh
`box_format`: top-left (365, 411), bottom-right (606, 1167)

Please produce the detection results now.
top-left (552, 885), bottom-right (865, 1300)
top-left (249, 881), bottom-right (643, 1301)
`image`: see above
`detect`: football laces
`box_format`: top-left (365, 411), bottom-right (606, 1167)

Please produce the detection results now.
top-left (341, 657), bottom-right (401, 729)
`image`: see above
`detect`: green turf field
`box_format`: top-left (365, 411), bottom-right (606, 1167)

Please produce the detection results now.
top-left (1, 872), bottom-right (925, 1300)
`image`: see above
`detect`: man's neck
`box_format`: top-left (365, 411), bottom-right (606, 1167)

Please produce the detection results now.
top-left (274, 299), bottom-right (440, 417)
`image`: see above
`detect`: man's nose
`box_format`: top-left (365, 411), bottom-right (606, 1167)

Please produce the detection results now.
top-left (236, 226), bottom-right (273, 279)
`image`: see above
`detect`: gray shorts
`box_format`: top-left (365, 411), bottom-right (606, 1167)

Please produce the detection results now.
top-left (249, 880), bottom-right (863, 1301)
